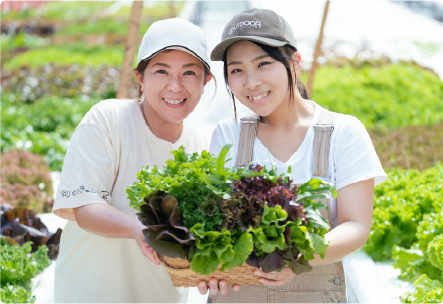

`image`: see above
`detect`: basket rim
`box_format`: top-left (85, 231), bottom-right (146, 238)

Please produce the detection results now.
top-left (156, 253), bottom-right (196, 276)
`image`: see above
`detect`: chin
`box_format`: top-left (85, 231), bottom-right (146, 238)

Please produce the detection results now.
top-left (244, 104), bottom-right (274, 117)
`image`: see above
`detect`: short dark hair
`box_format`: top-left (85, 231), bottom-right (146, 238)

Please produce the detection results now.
top-left (223, 41), bottom-right (309, 119)
top-left (133, 56), bottom-right (216, 99)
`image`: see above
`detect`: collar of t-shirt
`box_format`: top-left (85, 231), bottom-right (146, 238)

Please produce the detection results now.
top-left (135, 100), bottom-right (191, 151)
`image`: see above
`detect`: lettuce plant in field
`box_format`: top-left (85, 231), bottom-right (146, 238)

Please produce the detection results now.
top-left (428, 235), bottom-right (443, 272)
top-left (401, 275), bottom-right (443, 303)
top-left (0, 238), bottom-right (51, 290)
top-left (0, 284), bottom-right (35, 304)
top-left (365, 164), bottom-right (443, 261)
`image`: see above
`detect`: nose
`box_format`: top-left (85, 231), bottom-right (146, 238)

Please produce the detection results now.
top-left (245, 71), bottom-right (262, 90)
top-left (166, 74), bottom-right (183, 93)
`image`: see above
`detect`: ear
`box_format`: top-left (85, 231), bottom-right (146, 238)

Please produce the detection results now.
top-left (202, 74), bottom-right (212, 93)
top-left (204, 75), bottom-right (212, 86)
top-left (291, 52), bottom-right (302, 74)
top-left (134, 70), bottom-right (145, 92)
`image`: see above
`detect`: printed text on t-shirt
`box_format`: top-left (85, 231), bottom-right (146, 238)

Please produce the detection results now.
top-left (61, 185), bottom-right (109, 199)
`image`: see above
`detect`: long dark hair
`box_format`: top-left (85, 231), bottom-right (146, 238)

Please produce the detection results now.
top-left (223, 41), bottom-right (309, 118)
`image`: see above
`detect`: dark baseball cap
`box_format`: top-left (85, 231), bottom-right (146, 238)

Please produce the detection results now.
top-left (210, 8), bottom-right (297, 61)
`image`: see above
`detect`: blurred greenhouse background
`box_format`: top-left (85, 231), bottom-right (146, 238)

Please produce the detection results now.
top-left (1, 1), bottom-right (442, 303)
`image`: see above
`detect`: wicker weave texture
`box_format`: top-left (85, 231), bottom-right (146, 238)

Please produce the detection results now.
top-left (163, 256), bottom-right (191, 269)
top-left (162, 257), bottom-right (262, 287)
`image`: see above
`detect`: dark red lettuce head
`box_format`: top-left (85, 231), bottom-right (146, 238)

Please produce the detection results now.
top-left (137, 191), bottom-right (195, 259)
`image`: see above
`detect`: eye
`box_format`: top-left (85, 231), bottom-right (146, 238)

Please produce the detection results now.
top-left (155, 70), bottom-right (167, 74)
top-left (230, 68), bottom-right (242, 74)
top-left (258, 61), bottom-right (272, 68)
top-left (184, 71), bottom-right (196, 75)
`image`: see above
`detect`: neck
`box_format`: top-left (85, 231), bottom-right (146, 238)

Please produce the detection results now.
top-left (141, 101), bottom-right (184, 143)
top-left (261, 93), bottom-right (313, 128)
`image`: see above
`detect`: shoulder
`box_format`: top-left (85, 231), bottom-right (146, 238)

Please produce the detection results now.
top-left (84, 99), bottom-right (136, 121)
top-left (332, 112), bottom-right (369, 140)
top-left (80, 99), bottom-right (138, 133)
top-left (210, 115), bottom-right (239, 156)
top-left (215, 115), bottom-right (240, 132)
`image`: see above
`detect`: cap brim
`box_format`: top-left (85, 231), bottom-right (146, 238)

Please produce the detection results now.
top-left (210, 36), bottom-right (287, 61)
top-left (138, 45), bottom-right (210, 70)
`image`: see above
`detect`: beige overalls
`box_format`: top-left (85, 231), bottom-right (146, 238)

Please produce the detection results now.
top-left (209, 109), bottom-right (347, 303)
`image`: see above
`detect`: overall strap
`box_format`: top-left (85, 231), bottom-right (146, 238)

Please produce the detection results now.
top-left (236, 112), bottom-right (259, 167)
top-left (313, 108), bottom-right (337, 177)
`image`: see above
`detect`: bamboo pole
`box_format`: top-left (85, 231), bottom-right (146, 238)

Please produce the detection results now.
top-left (307, 1), bottom-right (330, 94)
top-left (116, 1), bottom-right (143, 99)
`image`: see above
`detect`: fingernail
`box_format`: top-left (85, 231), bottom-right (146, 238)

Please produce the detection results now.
top-left (211, 281), bottom-right (216, 286)
top-left (199, 283), bottom-right (205, 288)
top-left (220, 282), bottom-right (226, 287)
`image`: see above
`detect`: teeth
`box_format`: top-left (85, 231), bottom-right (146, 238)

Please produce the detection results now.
top-left (164, 98), bottom-right (185, 104)
top-left (249, 91), bottom-right (269, 101)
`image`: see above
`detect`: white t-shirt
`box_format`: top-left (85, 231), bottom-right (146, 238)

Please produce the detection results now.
top-left (53, 99), bottom-right (209, 303)
top-left (209, 100), bottom-right (387, 227)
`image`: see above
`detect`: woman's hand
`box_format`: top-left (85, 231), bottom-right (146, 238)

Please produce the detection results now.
top-left (130, 222), bottom-right (160, 265)
top-left (255, 267), bottom-right (295, 286)
top-left (197, 278), bottom-right (240, 296)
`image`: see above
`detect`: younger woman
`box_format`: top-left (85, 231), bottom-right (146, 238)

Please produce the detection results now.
top-left (52, 18), bottom-right (214, 302)
top-left (200, 8), bottom-right (387, 303)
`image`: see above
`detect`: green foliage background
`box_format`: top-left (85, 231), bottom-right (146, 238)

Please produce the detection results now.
top-left (312, 63), bottom-right (443, 128)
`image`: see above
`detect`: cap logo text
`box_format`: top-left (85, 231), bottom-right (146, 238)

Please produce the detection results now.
top-left (229, 20), bottom-right (262, 34)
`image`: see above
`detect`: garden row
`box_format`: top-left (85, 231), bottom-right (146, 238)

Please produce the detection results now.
top-left (0, 150), bottom-right (62, 303)
top-left (364, 164), bottom-right (443, 303)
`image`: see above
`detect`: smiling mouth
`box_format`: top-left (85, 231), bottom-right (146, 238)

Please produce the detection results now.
top-left (248, 91), bottom-right (270, 101)
top-left (163, 98), bottom-right (186, 105)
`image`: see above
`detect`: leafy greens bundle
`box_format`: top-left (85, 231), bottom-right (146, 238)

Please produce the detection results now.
top-left (127, 144), bottom-right (337, 276)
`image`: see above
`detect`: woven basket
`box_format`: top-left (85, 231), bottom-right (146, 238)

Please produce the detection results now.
top-left (158, 255), bottom-right (263, 287)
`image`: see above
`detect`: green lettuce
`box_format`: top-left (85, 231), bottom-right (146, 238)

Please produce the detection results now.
top-left (126, 147), bottom-right (225, 231)
top-left (401, 275), bottom-right (443, 303)
top-left (0, 285), bottom-right (35, 304)
top-left (365, 165), bottom-right (443, 261)
top-left (0, 238), bottom-right (51, 290)
top-left (428, 235), bottom-right (443, 271)
top-left (189, 224), bottom-right (253, 275)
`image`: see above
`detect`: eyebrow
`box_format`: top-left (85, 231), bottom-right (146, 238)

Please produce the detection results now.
top-left (151, 62), bottom-right (199, 68)
top-left (227, 54), bottom-right (271, 67)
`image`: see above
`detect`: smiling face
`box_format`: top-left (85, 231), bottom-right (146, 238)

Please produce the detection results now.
top-left (136, 50), bottom-right (209, 124)
top-left (226, 40), bottom-right (294, 117)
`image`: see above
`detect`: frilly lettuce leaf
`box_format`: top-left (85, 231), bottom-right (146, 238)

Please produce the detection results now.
top-left (427, 234), bottom-right (443, 272)
top-left (401, 274), bottom-right (443, 303)
top-left (189, 224), bottom-right (253, 275)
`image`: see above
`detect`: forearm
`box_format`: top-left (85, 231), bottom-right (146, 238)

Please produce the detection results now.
top-left (309, 220), bottom-right (369, 266)
top-left (74, 203), bottom-right (144, 239)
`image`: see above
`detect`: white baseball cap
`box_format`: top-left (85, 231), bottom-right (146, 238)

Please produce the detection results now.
top-left (136, 18), bottom-right (210, 70)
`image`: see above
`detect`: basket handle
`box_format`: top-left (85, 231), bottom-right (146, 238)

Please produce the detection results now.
top-left (154, 252), bottom-right (197, 277)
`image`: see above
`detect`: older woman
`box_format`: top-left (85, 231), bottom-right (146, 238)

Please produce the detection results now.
top-left (52, 18), bottom-right (214, 303)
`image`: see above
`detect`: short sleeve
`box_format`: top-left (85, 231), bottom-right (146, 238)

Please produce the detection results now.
top-left (333, 117), bottom-right (387, 190)
top-left (52, 122), bottom-right (117, 221)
